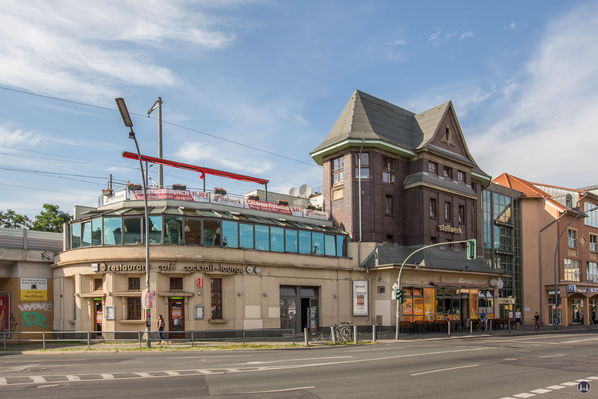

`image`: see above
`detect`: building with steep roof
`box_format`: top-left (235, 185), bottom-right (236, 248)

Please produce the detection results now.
top-left (311, 90), bottom-right (501, 327)
top-left (493, 173), bottom-right (598, 326)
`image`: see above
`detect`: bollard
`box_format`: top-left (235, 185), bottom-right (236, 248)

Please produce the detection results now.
top-left (191, 331), bottom-right (194, 347)
top-left (447, 319), bottom-right (451, 337)
top-left (354, 326), bottom-right (358, 344)
top-left (292, 329), bottom-right (295, 344)
top-left (243, 329), bottom-right (246, 344)
top-left (331, 326), bottom-right (336, 344)
top-left (138, 331), bottom-right (142, 348)
top-left (470, 319), bottom-right (473, 334)
top-left (372, 325), bottom-right (377, 343)
top-left (43, 332), bottom-right (46, 350)
top-left (490, 319), bottom-right (493, 332)
top-left (3, 332), bottom-right (5, 351)
top-left (87, 331), bottom-right (91, 349)
top-left (304, 329), bottom-right (309, 346)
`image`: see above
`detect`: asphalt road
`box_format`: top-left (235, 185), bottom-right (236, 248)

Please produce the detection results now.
top-left (0, 332), bottom-right (596, 398)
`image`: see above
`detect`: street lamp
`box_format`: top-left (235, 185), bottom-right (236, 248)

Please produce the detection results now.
top-left (115, 97), bottom-right (152, 347)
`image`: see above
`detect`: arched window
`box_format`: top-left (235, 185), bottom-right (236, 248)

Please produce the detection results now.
top-left (566, 194), bottom-right (572, 208)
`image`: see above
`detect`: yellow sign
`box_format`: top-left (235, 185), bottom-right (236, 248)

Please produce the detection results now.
top-left (20, 278), bottom-right (48, 302)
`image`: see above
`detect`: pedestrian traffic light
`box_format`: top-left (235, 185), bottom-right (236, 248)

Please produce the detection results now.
top-left (396, 289), bottom-right (406, 304)
top-left (466, 239), bottom-right (476, 260)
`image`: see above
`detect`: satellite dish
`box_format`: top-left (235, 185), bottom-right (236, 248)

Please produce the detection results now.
top-left (299, 184), bottom-right (312, 198)
top-left (490, 279), bottom-right (497, 287)
top-left (497, 280), bottom-right (504, 289)
top-left (289, 187), bottom-right (299, 197)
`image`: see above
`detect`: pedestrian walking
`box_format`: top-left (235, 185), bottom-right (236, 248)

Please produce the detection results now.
top-left (515, 308), bottom-right (522, 330)
top-left (157, 314), bottom-right (165, 344)
top-left (534, 312), bottom-right (541, 331)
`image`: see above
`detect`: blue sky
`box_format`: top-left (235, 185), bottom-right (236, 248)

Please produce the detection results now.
top-left (1, 0), bottom-right (598, 218)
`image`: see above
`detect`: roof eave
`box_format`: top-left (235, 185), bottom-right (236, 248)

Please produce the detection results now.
top-left (310, 138), bottom-right (416, 165)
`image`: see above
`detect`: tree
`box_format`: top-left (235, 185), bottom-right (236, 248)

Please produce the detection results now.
top-left (31, 204), bottom-right (72, 233)
top-left (0, 209), bottom-right (32, 229)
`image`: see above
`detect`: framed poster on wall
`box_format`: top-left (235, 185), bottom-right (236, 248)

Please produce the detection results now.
top-left (352, 281), bottom-right (368, 316)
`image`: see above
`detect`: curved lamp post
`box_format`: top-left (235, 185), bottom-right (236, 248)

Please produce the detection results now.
top-left (115, 97), bottom-right (151, 347)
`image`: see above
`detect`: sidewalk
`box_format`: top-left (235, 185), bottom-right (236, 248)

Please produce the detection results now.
top-left (2, 324), bottom-right (597, 353)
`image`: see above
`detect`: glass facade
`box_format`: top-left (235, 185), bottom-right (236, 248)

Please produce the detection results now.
top-left (69, 206), bottom-right (347, 258)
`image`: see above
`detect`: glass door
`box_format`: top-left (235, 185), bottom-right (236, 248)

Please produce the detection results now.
top-left (94, 300), bottom-right (103, 338)
top-left (169, 298), bottom-right (184, 338)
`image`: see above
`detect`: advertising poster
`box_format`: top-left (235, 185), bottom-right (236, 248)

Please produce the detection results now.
top-left (470, 291), bottom-right (478, 319)
top-left (424, 289), bottom-right (435, 321)
top-left (20, 278), bottom-right (47, 302)
top-left (0, 294), bottom-right (9, 332)
top-left (402, 298), bottom-right (412, 315)
top-left (413, 298), bottom-right (424, 316)
top-left (352, 281), bottom-right (368, 316)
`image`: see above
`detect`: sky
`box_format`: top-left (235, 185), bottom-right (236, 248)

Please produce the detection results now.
top-left (1, 0), bottom-right (598, 219)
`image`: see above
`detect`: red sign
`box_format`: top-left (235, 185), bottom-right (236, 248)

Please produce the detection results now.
top-left (198, 278), bottom-right (203, 288)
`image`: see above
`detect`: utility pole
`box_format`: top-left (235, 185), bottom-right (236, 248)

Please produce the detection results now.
top-left (148, 98), bottom-right (163, 187)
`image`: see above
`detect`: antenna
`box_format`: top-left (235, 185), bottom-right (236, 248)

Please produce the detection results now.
top-left (299, 184), bottom-right (312, 198)
top-left (289, 187), bottom-right (299, 197)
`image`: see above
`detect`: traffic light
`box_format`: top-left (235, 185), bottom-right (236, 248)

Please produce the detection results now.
top-left (466, 239), bottom-right (476, 260)
top-left (396, 289), bottom-right (406, 304)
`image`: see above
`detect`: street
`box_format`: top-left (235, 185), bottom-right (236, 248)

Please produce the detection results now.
top-left (0, 332), bottom-right (596, 398)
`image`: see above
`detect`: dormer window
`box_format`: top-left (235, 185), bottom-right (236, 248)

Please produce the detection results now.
top-left (441, 126), bottom-right (455, 146)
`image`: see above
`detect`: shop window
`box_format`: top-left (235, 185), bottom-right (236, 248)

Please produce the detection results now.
top-left (459, 205), bottom-right (465, 224)
top-left (129, 277), bottom-right (140, 291)
top-left (91, 218), bottom-right (102, 246)
top-left (568, 229), bottom-right (577, 248)
top-left (354, 153), bottom-right (369, 180)
top-left (103, 217), bottom-right (122, 245)
top-left (255, 225), bottom-right (270, 251)
top-left (94, 278), bottom-right (103, 291)
top-left (203, 220), bottom-right (221, 246)
top-left (428, 162), bottom-right (437, 174)
top-left (564, 258), bottom-right (581, 281)
top-left (299, 230), bottom-right (311, 254)
top-left (170, 277), bottom-right (183, 290)
top-left (587, 262), bottom-right (598, 283)
top-left (270, 227), bottom-right (284, 252)
top-left (430, 198), bottom-right (437, 218)
top-left (222, 220), bottom-right (238, 248)
top-left (127, 297), bottom-right (141, 320)
top-left (211, 278), bottom-right (222, 319)
top-left (445, 202), bottom-right (452, 221)
top-left (443, 167), bottom-right (452, 179)
top-left (591, 235), bottom-right (597, 252)
top-left (332, 156), bottom-right (344, 185)
top-left (382, 156), bottom-right (395, 183)
top-left (386, 195), bottom-right (393, 215)
top-left (183, 219), bottom-right (202, 245)
top-left (457, 171), bottom-right (465, 182)
top-left (239, 223), bottom-right (254, 249)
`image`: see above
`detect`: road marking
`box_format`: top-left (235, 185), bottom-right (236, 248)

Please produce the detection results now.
top-left (134, 372), bottom-right (151, 378)
top-left (66, 375), bottom-right (81, 381)
top-left (121, 361), bottom-right (144, 364)
top-left (196, 369), bottom-right (224, 375)
top-left (244, 356), bottom-right (352, 364)
top-left (538, 354), bottom-right (566, 358)
top-left (247, 386), bottom-right (315, 393)
top-left (560, 337), bottom-right (598, 344)
top-left (512, 394), bottom-right (536, 398)
top-left (11, 364), bottom-right (41, 371)
top-left (101, 374), bottom-right (114, 379)
top-left (545, 385), bottom-right (566, 390)
top-left (0, 378), bottom-right (6, 385)
top-left (164, 371), bottom-right (180, 376)
top-left (530, 388), bottom-right (552, 394)
top-left (560, 382), bottom-right (578, 386)
top-left (411, 364), bottom-right (479, 376)
top-left (586, 376), bottom-right (598, 380)
top-left (30, 376), bottom-right (46, 383)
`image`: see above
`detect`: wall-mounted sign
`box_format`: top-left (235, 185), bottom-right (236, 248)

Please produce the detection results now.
top-left (567, 285), bottom-right (576, 293)
top-left (105, 306), bottom-right (115, 320)
top-left (352, 281), bottom-right (368, 316)
top-left (20, 278), bottom-right (47, 302)
top-left (437, 224), bottom-right (463, 234)
top-left (194, 305), bottom-right (204, 319)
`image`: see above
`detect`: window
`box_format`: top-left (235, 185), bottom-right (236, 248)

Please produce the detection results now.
top-left (354, 153), bottom-right (369, 179)
top-left (591, 235), bottom-right (597, 252)
top-left (148, 215), bottom-right (163, 244)
top-left (443, 167), bottom-right (452, 179)
top-left (325, 235), bottom-right (336, 256)
top-left (71, 223), bottom-right (81, 248)
top-left (94, 278), bottom-right (103, 291)
top-left (203, 220), bottom-right (221, 246)
top-left (386, 195), bottom-right (393, 215)
top-left (255, 225), bottom-right (269, 251)
top-left (430, 237), bottom-right (438, 245)
top-left (271, 227), bottom-right (284, 252)
top-left (299, 230), bottom-right (311, 254)
top-left (428, 162), bottom-right (437, 174)
top-left (445, 202), bottom-right (452, 221)
top-left (123, 218), bottom-right (142, 244)
top-left (459, 205), bottom-right (465, 224)
top-left (164, 217), bottom-right (182, 245)
top-left (568, 229), bottom-right (577, 248)
top-left (184, 219), bottom-right (202, 245)
top-left (457, 171), bottom-right (465, 182)
top-left (312, 232), bottom-right (324, 254)
top-left (430, 198), bottom-right (437, 218)
top-left (587, 262), bottom-right (598, 283)
top-left (386, 235), bottom-right (393, 243)
top-left (91, 219), bottom-right (102, 246)
top-left (471, 182), bottom-right (477, 193)
top-left (382, 156), bottom-right (395, 183)
top-left (564, 258), bottom-right (580, 281)
top-left (566, 194), bottom-right (573, 208)
top-left (332, 156), bottom-right (344, 185)
top-left (285, 230), bottom-right (298, 253)
top-left (211, 278), bottom-right (222, 319)
top-left (129, 277), bottom-right (140, 291)
top-left (239, 223), bottom-right (254, 249)
top-left (222, 220), bottom-right (238, 248)
top-left (585, 202), bottom-right (598, 227)
top-left (127, 297), bottom-right (141, 319)
top-left (170, 277), bottom-right (183, 290)
top-left (82, 222), bottom-right (91, 247)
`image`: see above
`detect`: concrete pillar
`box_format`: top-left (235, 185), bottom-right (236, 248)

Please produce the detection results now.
top-left (562, 296), bottom-right (569, 327)
top-left (583, 296), bottom-right (590, 326)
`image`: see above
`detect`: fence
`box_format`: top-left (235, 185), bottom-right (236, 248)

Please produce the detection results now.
top-left (1, 329), bottom-right (296, 350)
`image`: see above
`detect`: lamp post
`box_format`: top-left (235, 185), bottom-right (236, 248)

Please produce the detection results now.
top-left (552, 205), bottom-right (598, 329)
top-left (115, 97), bottom-right (152, 347)
top-left (147, 97), bottom-right (163, 188)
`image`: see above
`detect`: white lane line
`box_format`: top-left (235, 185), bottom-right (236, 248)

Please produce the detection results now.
top-left (12, 364), bottom-right (41, 371)
top-left (134, 372), bottom-right (151, 378)
top-left (545, 385), bottom-right (566, 390)
top-left (538, 354), bottom-right (566, 358)
top-left (120, 361), bottom-right (144, 364)
top-left (586, 376), bottom-right (598, 380)
top-left (560, 382), bottom-right (578, 386)
top-left (246, 386), bottom-right (315, 394)
top-left (530, 388), bottom-right (552, 394)
top-left (561, 337), bottom-right (598, 344)
top-left (244, 356), bottom-right (352, 365)
top-left (411, 364), bottom-right (479, 376)
top-left (513, 393), bottom-right (536, 398)
top-left (30, 376), bottom-right (46, 383)
top-left (0, 377), bottom-right (6, 385)
top-left (101, 374), bottom-right (114, 379)
top-left (196, 369), bottom-right (224, 375)
top-left (164, 371), bottom-right (180, 376)
top-left (65, 375), bottom-right (81, 381)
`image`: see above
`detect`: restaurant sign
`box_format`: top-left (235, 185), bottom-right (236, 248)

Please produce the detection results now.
top-left (437, 224), bottom-right (463, 234)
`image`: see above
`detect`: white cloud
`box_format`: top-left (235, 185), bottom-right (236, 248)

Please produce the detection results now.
top-left (445, 31), bottom-right (457, 39)
top-left (460, 31), bottom-right (473, 39)
top-left (468, 3), bottom-right (598, 187)
top-left (0, 127), bottom-right (42, 147)
top-left (395, 40), bottom-right (407, 45)
top-left (0, 0), bottom-right (239, 102)
top-left (388, 51), bottom-right (406, 62)
top-left (428, 30), bottom-right (442, 41)
top-left (505, 22), bottom-right (517, 30)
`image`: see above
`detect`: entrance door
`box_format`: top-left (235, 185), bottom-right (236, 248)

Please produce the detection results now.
top-left (169, 298), bottom-right (184, 338)
top-left (94, 300), bottom-right (103, 338)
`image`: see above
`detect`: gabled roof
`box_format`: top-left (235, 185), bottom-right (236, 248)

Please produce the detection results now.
top-left (310, 90), bottom-right (489, 182)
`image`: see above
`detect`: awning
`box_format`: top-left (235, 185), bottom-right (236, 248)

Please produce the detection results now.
top-left (431, 282), bottom-right (489, 289)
